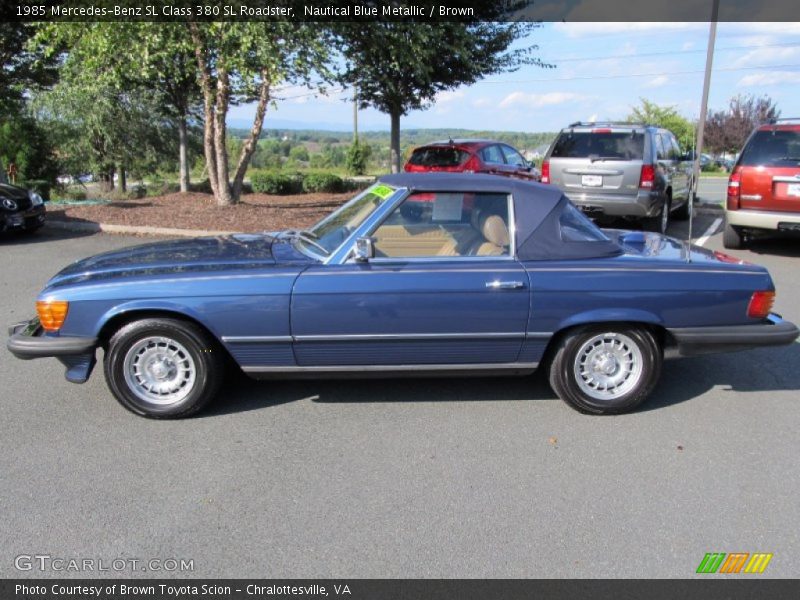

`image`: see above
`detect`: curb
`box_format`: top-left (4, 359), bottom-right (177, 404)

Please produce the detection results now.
top-left (47, 219), bottom-right (236, 238)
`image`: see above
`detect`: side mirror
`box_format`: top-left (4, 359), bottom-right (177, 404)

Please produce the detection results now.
top-left (354, 236), bottom-right (375, 262)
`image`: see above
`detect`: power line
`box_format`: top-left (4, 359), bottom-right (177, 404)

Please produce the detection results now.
top-left (546, 41), bottom-right (800, 64)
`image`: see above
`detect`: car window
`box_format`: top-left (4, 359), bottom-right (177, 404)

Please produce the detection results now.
top-left (739, 130), bottom-right (800, 167)
top-left (371, 192), bottom-right (511, 258)
top-left (479, 145), bottom-right (506, 165)
top-left (670, 136), bottom-right (683, 160)
top-left (655, 134), bottom-right (668, 160)
top-left (559, 202), bottom-right (612, 242)
top-left (501, 145), bottom-right (527, 167)
top-left (550, 132), bottom-right (644, 160)
top-left (407, 147), bottom-right (470, 168)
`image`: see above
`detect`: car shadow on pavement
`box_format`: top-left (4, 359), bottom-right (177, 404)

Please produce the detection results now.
top-left (204, 342), bottom-right (800, 417)
top-left (0, 223), bottom-right (95, 246)
top-left (744, 237), bottom-right (800, 258)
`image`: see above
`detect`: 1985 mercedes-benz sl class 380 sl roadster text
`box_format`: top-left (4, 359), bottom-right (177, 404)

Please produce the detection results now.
top-left (7, 174), bottom-right (799, 418)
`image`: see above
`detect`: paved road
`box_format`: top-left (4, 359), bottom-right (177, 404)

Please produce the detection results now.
top-left (1, 223), bottom-right (798, 579)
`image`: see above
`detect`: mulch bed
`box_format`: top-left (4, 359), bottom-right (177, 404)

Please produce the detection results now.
top-left (47, 192), bottom-right (352, 233)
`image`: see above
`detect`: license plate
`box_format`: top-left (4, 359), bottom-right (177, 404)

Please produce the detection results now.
top-left (8, 216), bottom-right (23, 227)
top-left (787, 183), bottom-right (800, 197)
top-left (582, 175), bottom-right (603, 187)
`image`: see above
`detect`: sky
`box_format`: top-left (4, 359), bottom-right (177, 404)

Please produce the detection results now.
top-left (227, 22), bottom-right (800, 133)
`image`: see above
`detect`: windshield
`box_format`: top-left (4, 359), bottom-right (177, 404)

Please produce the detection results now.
top-left (298, 183), bottom-right (399, 256)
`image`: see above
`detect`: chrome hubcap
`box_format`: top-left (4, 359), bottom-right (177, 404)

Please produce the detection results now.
top-left (574, 333), bottom-right (643, 401)
top-left (123, 336), bottom-right (196, 405)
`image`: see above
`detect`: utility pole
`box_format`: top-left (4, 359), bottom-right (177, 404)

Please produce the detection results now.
top-left (353, 85), bottom-right (359, 143)
top-left (689, 0), bottom-right (720, 250)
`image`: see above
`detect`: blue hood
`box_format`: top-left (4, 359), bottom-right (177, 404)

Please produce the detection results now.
top-left (47, 234), bottom-right (277, 288)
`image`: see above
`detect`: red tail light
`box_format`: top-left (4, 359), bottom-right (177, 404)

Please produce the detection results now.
top-left (639, 164), bottom-right (655, 189)
top-left (540, 160), bottom-right (550, 184)
top-left (727, 167), bottom-right (741, 210)
top-left (747, 291), bottom-right (775, 319)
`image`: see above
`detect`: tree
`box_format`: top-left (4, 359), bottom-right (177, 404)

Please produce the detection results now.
top-left (626, 99), bottom-right (694, 150)
top-left (336, 21), bottom-right (549, 172)
top-left (188, 22), bottom-right (331, 205)
top-left (704, 94), bottom-right (781, 155)
top-left (35, 23), bottom-right (201, 192)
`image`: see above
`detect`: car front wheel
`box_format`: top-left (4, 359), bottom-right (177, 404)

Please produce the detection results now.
top-left (104, 318), bottom-right (223, 418)
top-left (548, 325), bottom-right (662, 414)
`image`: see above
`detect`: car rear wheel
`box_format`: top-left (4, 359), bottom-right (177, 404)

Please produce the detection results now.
top-left (673, 195), bottom-right (691, 221)
top-left (104, 318), bottom-right (223, 418)
top-left (722, 222), bottom-right (745, 249)
top-left (548, 325), bottom-right (662, 414)
top-left (644, 196), bottom-right (670, 234)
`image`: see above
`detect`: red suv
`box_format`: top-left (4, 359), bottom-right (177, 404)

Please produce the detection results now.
top-left (724, 119), bottom-right (800, 248)
top-left (404, 139), bottom-right (540, 181)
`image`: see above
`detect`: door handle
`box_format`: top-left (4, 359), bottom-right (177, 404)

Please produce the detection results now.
top-left (486, 280), bottom-right (525, 290)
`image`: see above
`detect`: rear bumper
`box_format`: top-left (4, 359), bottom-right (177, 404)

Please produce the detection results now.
top-left (565, 190), bottom-right (661, 218)
top-left (726, 208), bottom-right (800, 231)
top-left (7, 319), bottom-right (97, 383)
top-left (668, 313), bottom-right (799, 357)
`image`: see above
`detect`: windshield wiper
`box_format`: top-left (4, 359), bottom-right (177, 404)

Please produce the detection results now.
top-left (286, 230), bottom-right (329, 255)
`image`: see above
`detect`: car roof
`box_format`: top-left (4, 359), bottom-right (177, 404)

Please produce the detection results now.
top-left (417, 139), bottom-right (500, 148)
top-left (376, 173), bottom-right (622, 261)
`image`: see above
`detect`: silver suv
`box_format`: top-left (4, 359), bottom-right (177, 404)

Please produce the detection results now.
top-left (541, 122), bottom-right (693, 233)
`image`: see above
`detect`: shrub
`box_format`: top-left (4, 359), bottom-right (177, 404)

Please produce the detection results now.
top-left (22, 179), bottom-right (51, 201)
top-left (302, 171), bottom-right (344, 193)
top-left (60, 189), bottom-right (88, 201)
top-left (345, 140), bottom-right (371, 175)
top-left (251, 171), bottom-right (299, 195)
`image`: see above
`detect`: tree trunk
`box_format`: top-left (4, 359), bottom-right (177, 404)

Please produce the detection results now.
top-left (231, 73), bottom-right (270, 201)
top-left (212, 68), bottom-right (233, 206)
top-left (189, 22), bottom-right (220, 201)
top-left (390, 109), bottom-right (401, 173)
top-left (178, 115), bottom-right (190, 193)
top-left (0, 158), bottom-right (6, 184)
top-left (119, 165), bottom-right (127, 193)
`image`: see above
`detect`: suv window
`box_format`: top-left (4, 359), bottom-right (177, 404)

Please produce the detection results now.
top-left (655, 134), bottom-right (668, 160)
top-left (407, 147), bottom-right (469, 168)
top-left (669, 135), bottom-right (682, 160)
top-left (551, 132), bottom-right (644, 160)
top-left (739, 130), bottom-right (800, 167)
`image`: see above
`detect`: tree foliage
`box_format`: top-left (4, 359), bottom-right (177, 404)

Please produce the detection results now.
top-left (704, 94), bottom-right (781, 154)
top-left (336, 22), bottom-right (549, 171)
top-left (626, 98), bottom-right (695, 150)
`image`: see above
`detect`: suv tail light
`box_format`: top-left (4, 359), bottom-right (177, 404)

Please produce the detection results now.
top-left (747, 291), bottom-right (775, 319)
top-left (462, 155), bottom-right (480, 173)
top-left (541, 160), bottom-right (550, 184)
top-left (726, 167), bottom-right (741, 210)
top-left (639, 164), bottom-right (655, 189)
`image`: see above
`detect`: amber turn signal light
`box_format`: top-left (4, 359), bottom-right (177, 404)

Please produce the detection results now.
top-left (36, 300), bottom-right (69, 332)
top-left (747, 291), bottom-right (774, 319)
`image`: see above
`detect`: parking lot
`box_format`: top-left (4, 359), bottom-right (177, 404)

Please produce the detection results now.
top-left (1, 214), bottom-right (798, 578)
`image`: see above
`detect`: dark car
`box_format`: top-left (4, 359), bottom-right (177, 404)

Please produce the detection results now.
top-left (404, 139), bottom-right (540, 181)
top-left (541, 122), bottom-right (693, 234)
top-left (724, 119), bottom-right (800, 249)
top-left (7, 174), bottom-right (798, 419)
top-left (0, 182), bottom-right (46, 234)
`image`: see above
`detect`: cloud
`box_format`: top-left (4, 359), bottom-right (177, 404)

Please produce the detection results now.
top-left (733, 46), bottom-right (800, 68)
top-left (471, 98), bottom-right (491, 109)
top-left (554, 22), bottom-right (703, 38)
top-left (644, 75), bottom-right (670, 88)
top-left (434, 89), bottom-right (465, 104)
top-left (738, 71), bottom-right (800, 86)
top-left (499, 91), bottom-right (586, 109)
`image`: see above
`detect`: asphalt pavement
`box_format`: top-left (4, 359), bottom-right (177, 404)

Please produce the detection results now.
top-left (1, 220), bottom-right (798, 579)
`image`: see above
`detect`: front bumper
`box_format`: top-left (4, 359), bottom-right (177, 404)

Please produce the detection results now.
top-left (668, 313), bottom-right (799, 357)
top-left (7, 318), bottom-right (97, 383)
top-left (1, 204), bottom-right (45, 231)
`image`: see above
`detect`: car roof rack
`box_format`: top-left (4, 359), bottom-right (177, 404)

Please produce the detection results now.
top-left (766, 117), bottom-right (800, 124)
top-left (566, 121), bottom-right (651, 129)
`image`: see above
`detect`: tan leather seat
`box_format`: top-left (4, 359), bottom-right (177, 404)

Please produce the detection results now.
top-left (470, 212), bottom-right (509, 256)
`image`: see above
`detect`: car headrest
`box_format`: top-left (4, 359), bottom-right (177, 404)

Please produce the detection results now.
top-left (480, 213), bottom-right (509, 247)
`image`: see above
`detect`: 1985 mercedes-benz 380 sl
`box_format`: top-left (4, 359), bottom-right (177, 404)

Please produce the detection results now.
top-left (7, 174), bottom-right (799, 418)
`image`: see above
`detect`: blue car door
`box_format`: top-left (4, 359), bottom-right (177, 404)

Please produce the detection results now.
top-left (290, 191), bottom-right (531, 367)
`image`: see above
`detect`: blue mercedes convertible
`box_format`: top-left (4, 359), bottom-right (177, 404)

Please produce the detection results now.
top-left (7, 173), bottom-right (799, 418)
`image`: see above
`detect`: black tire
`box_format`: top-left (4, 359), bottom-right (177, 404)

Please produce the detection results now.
top-left (722, 222), bottom-right (745, 249)
top-left (673, 195), bottom-right (691, 221)
top-left (548, 325), bottom-right (662, 415)
top-left (104, 318), bottom-right (223, 418)
top-left (22, 218), bottom-right (43, 233)
top-left (643, 195), bottom-right (670, 234)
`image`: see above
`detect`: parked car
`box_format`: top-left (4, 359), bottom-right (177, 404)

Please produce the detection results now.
top-left (724, 119), bottom-right (800, 249)
top-left (541, 122), bottom-right (693, 234)
top-left (7, 174), bottom-right (797, 419)
top-left (404, 139), bottom-right (540, 181)
top-left (0, 182), bottom-right (46, 234)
